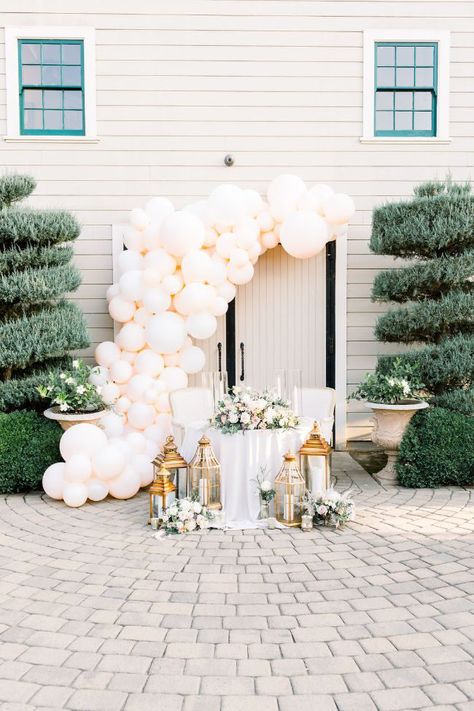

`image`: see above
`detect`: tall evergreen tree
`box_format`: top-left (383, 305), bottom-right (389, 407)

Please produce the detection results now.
top-left (371, 179), bottom-right (474, 415)
top-left (0, 174), bottom-right (89, 411)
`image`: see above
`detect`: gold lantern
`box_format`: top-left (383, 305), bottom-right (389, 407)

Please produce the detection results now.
top-left (154, 435), bottom-right (189, 499)
top-left (274, 451), bottom-right (306, 527)
top-left (299, 422), bottom-right (332, 492)
top-left (188, 436), bottom-right (221, 510)
top-left (148, 465), bottom-right (176, 523)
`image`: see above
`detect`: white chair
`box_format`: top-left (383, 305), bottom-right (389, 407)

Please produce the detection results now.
top-left (300, 387), bottom-right (336, 444)
top-left (169, 387), bottom-right (214, 446)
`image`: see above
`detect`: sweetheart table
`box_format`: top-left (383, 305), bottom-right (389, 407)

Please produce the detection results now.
top-left (180, 418), bottom-right (313, 528)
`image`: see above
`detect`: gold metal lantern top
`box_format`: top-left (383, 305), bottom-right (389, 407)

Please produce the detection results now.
top-left (299, 421), bottom-right (332, 492)
top-left (154, 435), bottom-right (189, 499)
top-left (274, 451), bottom-right (305, 527)
top-left (149, 465), bottom-right (176, 522)
top-left (188, 435), bottom-right (222, 510)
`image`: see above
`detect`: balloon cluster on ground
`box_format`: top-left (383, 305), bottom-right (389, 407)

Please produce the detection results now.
top-left (44, 175), bottom-right (354, 506)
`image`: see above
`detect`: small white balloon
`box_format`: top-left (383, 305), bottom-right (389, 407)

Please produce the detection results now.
top-left (89, 366), bottom-right (109, 387)
top-left (60, 424), bottom-right (108, 461)
top-left (207, 257), bottom-right (227, 286)
top-left (160, 366), bottom-right (189, 391)
top-left (143, 287), bottom-right (171, 314)
top-left (179, 346), bottom-right (206, 374)
top-left (64, 454), bottom-right (92, 483)
top-left (174, 283), bottom-right (215, 316)
top-left (203, 227), bottom-right (218, 247)
top-left (133, 307), bottom-right (152, 327)
top-left (145, 196), bottom-right (174, 222)
top-left (106, 284), bottom-right (120, 302)
top-left (134, 349), bottom-right (164, 377)
top-left (184, 199), bottom-right (216, 228)
top-left (209, 184), bottom-right (247, 225)
top-left (216, 232), bottom-right (237, 260)
top-left (162, 273), bottom-right (184, 295)
top-left (267, 174), bottom-right (306, 207)
top-left (163, 352), bottom-right (181, 367)
top-left (120, 351), bottom-right (136, 364)
top-left (146, 312), bottom-right (187, 354)
top-left (109, 296), bottom-right (136, 323)
top-left (227, 261), bottom-right (254, 285)
top-left (92, 444), bottom-right (126, 481)
top-left (108, 467), bottom-right (141, 500)
top-left (216, 280), bottom-right (236, 302)
top-left (123, 226), bottom-right (145, 252)
top-left (298, 183), bottom-right (334, 213)
top-left (186, 312), bottom-right (217, 340)
top-left (134, 454), bottom-right (154, 487)
top-left (63, 482), bottom-right (88, 508)
top-left (323, 193), bottom-right (356, 225)
top-left (95, 341), bottom-right (121, 368)
top-left (100, 382), bottom-right (121, 405)
top-left (126, 432), bottom-right (147, 453)
top-left (144, 249), bottom-right (177, 279)
top-left (109, 360), bottom-right (134, 384)
top-left (127, 402), bottom-right (156, 430)
top-left (87, 479), bottom-right (109, 502)
top-left (100, 411), bottom-right (125, 438)
top-left (117, 249), bottom-right (143, 275)
top-left (156, 392), bottom-right (171, 412)
top-left (229, 247), bottom-right (250, 268)
top-left (126, 374), bottom-right (154, 402)
top-left (129, 207), bottom-right (150, 231)
top-left (279, 210), bottom-right (329, 259)
top-left (160, 211), bottom-right (205, 258)
top-left (118, 270), bottom-right (144, 303)
top-left (261, 231), bottom-right (279, 249)
top-left (256, 210), bottom-right (274, 232)
top-left (209, 296), bottom-right (228, 316)
top-left (117, 323), bottom-right (146, 352)
top-left (141, 222), bottom-right (161, 251)
top-left (181, 249), bottom-right (212, 284)
top-left (243, 189), bottom-right (264, 217)
top-left (115, 396), bottom-right (132, 414)
top-left (42, 462), bottom-right (66, 500)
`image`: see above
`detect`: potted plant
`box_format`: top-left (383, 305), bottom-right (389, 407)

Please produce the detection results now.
top-left (351, 359), bottom-right (428, 483)
top-left (38, 359), bottom-right (107, 430)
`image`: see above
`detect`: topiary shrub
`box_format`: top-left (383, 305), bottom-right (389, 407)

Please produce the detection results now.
top-left (0, 174), bottom-right (89, 411)
top-left (0, 410), bottom-right (62, 494)
top-left (397, 408), bottom-right (474, 488)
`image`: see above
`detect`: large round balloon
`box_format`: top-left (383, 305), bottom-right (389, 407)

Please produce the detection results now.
top-left (146, 312), bottom-right (187, 354)
top-left (181, 249), bottom-right (212, 284)
top-left (323, 193), bottom-right (356, 225)
top-left (95, 341), bottom-right (120, 368)
top-left (60, 424), bottom-right (108, 461)
top-left (42, 462), bottom-right (66, 500)
top-left (174, 283), bottom-right (215, 316)
top-left (108, 467), bottom-right (141, 499)
top-left (160, 211), bottom-right (205, 258)
top-left (186, 312), bottom-right (217, 340)
top-left (64, 454), bottom-right (92, 483)
top-left (144, 249), bottom-right (176, 279)
top-left (279, 210), bottom-right (329, 259)
top-left (63, 482), bottom-right (88, 508)
top-left (92, 444), bottom-right (126, 481)
top-left (179, 345), bottom-right (206, 374)
top-left (209, 184), bottom-right (247, 225)
top-left (160, 366), bottom-right (188, 391)
top-left (134, 349), bottom-right (164, 377)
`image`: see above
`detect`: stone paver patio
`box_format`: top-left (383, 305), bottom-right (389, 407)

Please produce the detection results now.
top-left (0, 453), bottom-right (473, 711)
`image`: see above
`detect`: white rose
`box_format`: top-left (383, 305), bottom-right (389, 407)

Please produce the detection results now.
top-left (168, 505), bottom-right (178, 517)
top-left (176, 521), bottom-right (184, 532)
top-left (193, 501), bottom-right (202, 514)
top-left (180, 499), bottom-right (191, 511)
top-left (178, 510), bottom-right (188, 521)
top-left (240, 412), bottom-right (251, 425)
top-left (229, 412), bottom-right (239, 424)
top-left (186, 518), bottom-right (197, 531)
top-left (260, 481), bottom-right (272, 492)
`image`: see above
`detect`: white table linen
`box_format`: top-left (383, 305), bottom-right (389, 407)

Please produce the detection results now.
top-left (180, 418), bottom-right (314, 528)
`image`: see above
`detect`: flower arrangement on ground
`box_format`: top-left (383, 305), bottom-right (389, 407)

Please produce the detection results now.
top-left (213, 386), bottom-right (299, 434)
top-left (351, 358), bottom-right (425, 405)
top-left (158, 495), bottom-right (215, 535)
top-left (37, 359), bottom-right (106, 413)
top-left (303, 488), bottom-right (355, 528)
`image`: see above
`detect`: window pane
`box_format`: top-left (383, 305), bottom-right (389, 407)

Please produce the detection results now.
top-left (64, 110), bottom-right (83, 130)
top-left (21, 44), bottom-right (40, 64)
top-left (396, 46), bottom-right (415, 66)
top-left (23, 89), bottom-right (42, 109)
top-left (42, 44), bottom-right (61, 64)
top-left (44, 90), bottom-right (62, 109)
top-left (415, 67), bottom-right (434, 86)
top-left (376, 92), bottom-right (393, 110)
top-left (42, 65), bottom-right (61, 85)
top-left (24, 110), bottom-right (43, 129)
top-left (396, 68), bottom-right (414, 86)
top-left (414, 91), bottom-right (432, 110)
top-left (22, 65), bottom-right (41, 85)
top-left (395, 112), bottom-right (413, 131)
top-left (416, 46), bottom-right (434, 66)
top-left (62, 66), bottom-right (82, 86)
top-left (395, 92), bottom-right (413, 110)
top-left (64, 91), bottom-right (83, 109)
top-left (377, 67), bottom-right (395, 86)
top-left (414, 112), bottom-right (432, 131)
top-left (62, 44), bottom-right (81, 64)
top-left (375, 111), bottom-right (394, 131)
top-left (377, 46), bottom-right (395, 66)
top-left (44, 110), bottom-right (63, 130)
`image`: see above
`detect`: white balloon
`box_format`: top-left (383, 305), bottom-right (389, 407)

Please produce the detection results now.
top-left (146, 312), bottom-right (187, 354)
top-left (143, 287), bottom-right (171, 314)
top-left (108, 467), bottom-right (141, 499)
top-left (134, 349), bottom-right (164, 377)
top-left (181, 249), bottom-right (212, 284)
top-left (63, 482), bottom-right (88, 508)
top-left (64, 454), bottom-right (92, 483)
top-left (186, 312), bottom-right (217, 340)
top-left (126, 432), bottom-right (147, 454)
top-left (243, 189), bottom-right (264, 217)
top-left (160, 366), bottom-right (188, 391)
top-left (60, 424), bottom-right (108, 461)
top-left (100, 382), bottom-right (121, 405)
top-left (129, 207), bottom-right (150, 231)
top-left (141, 222), bottom-right (161, 251)
top-left (203, 227), bottom-right (218, 247)
top-left (209, 184), bottom-right (247, 225)
top-left (184, 199), bottom-right (216, 228)
top-left (229, 247), bottom-right (250, 268)
top-left (115, 396), bottom-right (132, 414)
top-left (227, 261), bottom-right (254, 285)
top-left (216, 232), bottom-right (237, 260)
top-left (298, 183), bottom-right (334, 213)
top-left (95, 341), bottom-right (121, 368)
top-left (106, 284), bottom-right (120, 302)
top-left (261, 231), bottom-right (279, 249)
top-left (160, 211), bottom-right (205, 258)
top-left (92, 444), bottom-right (126, 481)
top-left (145, 196), bottom-right (174, 222)
top-left (42, 462), bottom-right (66, 500)
top-left (323, 193), bottom-right (356, 225)
top-left (134, 454), bottom-right (154, 487)
top-left (156, 392), bottom-right (171, 412)
top-left (123, 226), bottom-right (145, 252)
top-left (117, 323), bottom-right (146, 352)
top-left (126, 374), bottom-right (154, 402)
top-left (174, 283), bottom-right (215, 316)
top-left (109, 296), bottom-right (135, 323)
top-left (279, 210), bottom-right (329, 259)
top-left (118, 249), bottom-right (143, 275)
top-left (179, 346), bottom-right (206, 374)
top-left (144, 249), bottom-right (177, 279)
top-left (127, 402), bottom-right (156, 430)
top-left (162, 273), bottom-right (184, 295)
top-left (209, 296), bottom-right (228, 316)
top-left (216, 280), bottom-right (236, 302)
top-left (120, 351), bottom-right (136, 364)
top-left (163, 352), bottom-right (181, 366)
top-left (133, 307), bottom-right (152, 327)
top-left (256, 210), bottom-right (274, 232)
top-left (87, 479), bottom-right (109, 502)
top-left (267, 173), bottom-right (306, 207)
top-left (247, 241), bottom-right (261, 261)
top-left (207, 257), bottom-right (227, 286)
top-left (119, 270), bottom-right (144, 303)
top-left (100, 411), bottom-right (125, 438)
top-left (109, 360), bottom-right (134, 385)
top-left (89, 366), bottom-right (109, 387)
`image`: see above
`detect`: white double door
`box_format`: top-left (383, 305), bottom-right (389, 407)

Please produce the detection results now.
top-left (192, 245), bottom-right (327, 392)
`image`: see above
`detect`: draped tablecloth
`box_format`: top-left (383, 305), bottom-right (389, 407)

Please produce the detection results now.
top-left (180, 418), bottom-right (313, 529)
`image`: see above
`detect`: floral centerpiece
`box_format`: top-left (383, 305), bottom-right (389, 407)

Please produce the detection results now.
top-left (38, 359), bottom-right (105, 413)
top-left (213, 386), bottom-right (299, 434)
top-left (303, 488), bottom-right (354, 529)
top-left (254, 466), bottom-right (276, 520)
top-left (158, 495), bottom-right (215, 535)
top-left (351, 358), bottom-right (425, 405)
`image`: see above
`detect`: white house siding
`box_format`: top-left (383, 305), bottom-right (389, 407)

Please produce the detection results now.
top-left (0, 1), bottom-right (473, 441)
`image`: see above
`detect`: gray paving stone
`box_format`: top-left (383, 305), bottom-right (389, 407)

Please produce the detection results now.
top-left (65, 689), bottom-right (128, 711)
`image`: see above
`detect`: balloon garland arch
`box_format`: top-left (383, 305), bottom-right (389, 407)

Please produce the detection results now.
top-left (43, 175), bottom-right (354, 506)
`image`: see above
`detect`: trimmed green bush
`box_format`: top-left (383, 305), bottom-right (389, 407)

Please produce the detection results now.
top-left (0, 410), bottom-right (62, 494)
top-left (397, 408), bottom-right (474, 487)
top-left (0, 174), bottom-right (90, 411)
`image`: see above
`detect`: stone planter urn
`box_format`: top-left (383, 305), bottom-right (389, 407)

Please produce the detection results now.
top-left (365, 401), bottom-right (429, 484)
top-left (44, 407), bottom-right (106, 431)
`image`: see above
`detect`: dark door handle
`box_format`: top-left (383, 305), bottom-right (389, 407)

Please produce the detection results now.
top-left (217, 342), bottom-right (222, 373)
top-left (239, 342), bottom-right (245, 381)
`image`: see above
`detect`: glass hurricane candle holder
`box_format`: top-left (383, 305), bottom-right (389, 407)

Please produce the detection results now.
top-left (149, 465), bottom-right (176, 522)
top-left (301, 514), bottom-right (314, 532)
top-left (299, 421), bottom-right (332, 493)
top-left (154, 435), bottom-right (189, 499)
top-left (274, 451), bottom-right (305, 527)
top-left (188, 436), bottom-right (222, 510)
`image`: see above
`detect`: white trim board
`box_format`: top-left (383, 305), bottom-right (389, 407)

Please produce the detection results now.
top-left (362, 29), bottom-right (450, 142)
top-left (4, 25), bottom-right (97, 140)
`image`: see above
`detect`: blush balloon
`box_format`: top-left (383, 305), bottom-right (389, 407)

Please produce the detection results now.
top-left (64, 454), bottom-right (92, 483)
top-left (60, 424), bottom-right (108, 461)
top-left (186, 312), bottom-right (217, 340)
top-left (160, 366), bottom-right (188, 392)
top-left (100, 382), bottom-right (121, 405)
top-left (162, 273), bottom-right (183, 295)
top-left (142, 287), bottom-right (171, 314)
top-left (108, 467), bottom-right (141, 499)
top-left (134, 349), bottom-right (164, 377)
top-left (95, 341), bottom-right (121, 368)
top-left (92, 444), bottom-right (126, 481)
top-left (181, 249), bottom-right (212, 284)
top-left (117, 323), bottom-right (146, 352)
top-left (119, 270), bottom-right (144, 302)
top-left (160, 211), bottom-right (205, 258)
top-left (87, 479), bottom-right (109, 502)
top-left (63, 482), bottom-right (88, 508)
top-left (279, 210), bottom-right (328, 259)
top-left (42, 462), bottom-right (66, 500)
top-left (146, 312), bottom-right (187, 354)
top-left (227, 262), bottom-right (254, 285)
top-left (144, 249), bottom-right (177, 279)
top-left (117, 249), bottom-right (143, 275)
top-left (127, 402), bottom-right (156, 430)
top-left (323, 193), bottom-right (356, 224)
top-left (109, 360), bottom-right (134, 384)
top-left (179, 346), bottom-right (206, 374)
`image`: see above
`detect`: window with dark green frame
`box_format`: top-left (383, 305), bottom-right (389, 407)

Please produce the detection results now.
top-left (18, 39), bottom-right (85, 135)
top-left (375, 42), bottom-right (437, 137)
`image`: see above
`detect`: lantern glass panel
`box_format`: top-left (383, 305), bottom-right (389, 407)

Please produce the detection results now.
top-left (188, 436), bottom-right (221, 509)
top-left (274, 453), bottom-right (305, 526)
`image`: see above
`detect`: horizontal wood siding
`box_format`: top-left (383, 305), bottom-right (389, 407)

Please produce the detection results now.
top-left (1, 1), bottom-right (473, 440)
